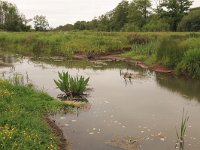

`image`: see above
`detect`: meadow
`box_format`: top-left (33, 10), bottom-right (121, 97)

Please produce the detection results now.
top-left (0, 80), bottom-right (72, 149)
top-left (0, 31), bottom-right (200, 79)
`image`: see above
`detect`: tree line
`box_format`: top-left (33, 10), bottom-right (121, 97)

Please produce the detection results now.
top-left (0, 0), bottom-right (200, 32)
top-left (0, 0), bottom-right (49, 31)
top-left (56, 0), bottom-right (200, 32)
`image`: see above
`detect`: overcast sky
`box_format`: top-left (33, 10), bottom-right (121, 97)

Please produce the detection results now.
top-left (8, 0), bottom-right (200, 28)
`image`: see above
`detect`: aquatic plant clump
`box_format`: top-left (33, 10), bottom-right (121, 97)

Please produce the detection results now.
top-left (54, 72), bottom-right (90, 97)
top-left (175, 109), bottom-right (189, 149)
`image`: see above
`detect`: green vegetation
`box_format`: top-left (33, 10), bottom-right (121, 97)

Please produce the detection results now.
top-left (0, 31), bottom-right (200, 79)
top-left (54, 72), bottom-right (89, 97)
top-left (33, 15), bottom-right (50, 31)
top-left (178, 8), bottom-right (200, 31)
top-left (176, 109), bottom-right (189, 149)
top-left (0, 80), bottom-right (72, 149)
top-left (0, 32), bottom-right (129, 57)
top-left (0, 0), bottom-right (30, 31)
top-left (122, 32), bottom-right (200, 79)
top-left (55, 0), bottom-right (197, 32)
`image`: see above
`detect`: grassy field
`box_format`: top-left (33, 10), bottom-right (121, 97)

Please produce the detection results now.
top-left (0, 31), bottom-right (200, 79)
top-left (0, 80), bottom-right (72, 150)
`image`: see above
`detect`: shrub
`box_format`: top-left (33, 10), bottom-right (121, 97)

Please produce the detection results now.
top-left (143, 19), bottom-right (170, 32)
top-left (54, 72), bottom-right (90, 97)
top-left (157, 39), bottom-right (185, 68)
top-left (178, 9), bottom-right (200, 32)
top-left (176, 48), bottom-right (200, 79)
top-left (127, 34), bottom-right (150, 45)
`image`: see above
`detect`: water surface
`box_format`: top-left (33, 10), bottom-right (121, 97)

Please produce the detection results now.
top-left (1, 56), bottom-right (200, 150)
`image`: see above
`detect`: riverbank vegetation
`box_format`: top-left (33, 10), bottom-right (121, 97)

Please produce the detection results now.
top-left (0, 80), bottom-right (72, 149)
top-left (1, 31), bottom-right (200, 79)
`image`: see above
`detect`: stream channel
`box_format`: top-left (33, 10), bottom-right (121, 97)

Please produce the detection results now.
top-left (1, 55), bottom-right (200, 150)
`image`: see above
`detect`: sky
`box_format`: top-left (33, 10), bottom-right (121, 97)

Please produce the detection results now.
top-left (8, 0), bottom-right (200, 28)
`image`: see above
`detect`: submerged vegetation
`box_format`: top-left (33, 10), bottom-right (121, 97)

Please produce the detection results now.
top-left (0, 80), bottom-right (72, 149)
top-left (54, 72), bottom-right (90, 97)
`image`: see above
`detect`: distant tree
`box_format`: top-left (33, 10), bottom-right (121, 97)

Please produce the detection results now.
top-left (73, 21), bottom-right (90, 30)
top-left (33, 15), bottom-right (49, 31)
top-left (178, 9), bottom-right (200, 31)
top-left (135, 0), bottom-right (152, 23)
top-left (0, 0), bottom-right (30, 31)
top-left (55, 24), bottom-right (74, 31)
top-left (159, 0), bottom-right (193, 31)
top-left (127, 1), bottom-right (142, 29)
top-left (97, 12), bottom-right (113, 31)
top-left (142, 15), bottom-right (170, 31)
top-left (110, 0), bottom-right (129, 31)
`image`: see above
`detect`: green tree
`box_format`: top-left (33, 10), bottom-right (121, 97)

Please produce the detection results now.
top-left (143, 15), bottom-right (170, 31)
top-left (33, 15), bottom-right (49, 31)
top-left (110, 0), bottom-right (129, 31)
top-left (135, 0), bottom-right (151, 24)
top-left (127, 0), bottom-right (151, 30)
top-left (74, 21), bottom-right (88, 30)
top-left (55, 24), bottom-right (74, 31)
top-left (178, 8), bottom-right (200, 31)
top-left (127, 1), bottom-right (143, 29)
top-left (159, 0), bottom-right (193, 31)
top-left (97, 12), bottom-right (113, 31)
top-left (0, 0), bottom-right (30, 31)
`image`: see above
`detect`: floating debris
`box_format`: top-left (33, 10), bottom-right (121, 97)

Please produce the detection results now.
top-left (60, 117), bottom-right (65, 120)
top-left (145, 137), bottom-right (150, 141)
top-left (158, 132), bottom-right (162, 136)
top-left (141, 131), bottom-right (144, 134)
top-left (104, 101), bottom-right (110, 104)
top-left (106, 136), bottom-right (143, 150)
top-left (89, 132), bottom-right (94, 135)
top-left (93, 128), bottom-right (96, 131)
top-left (64, 124), bottom-right (69, 127)
top-left (160, 137), bottom-right (165, 142)
top-left (122, 126), bottom-right (126, 128)
top-left (71, 120), bottom-right (77, 122)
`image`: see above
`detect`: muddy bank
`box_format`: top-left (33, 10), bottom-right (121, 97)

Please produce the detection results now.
top-left (45, 116), bottom-right (70, 150)
top-left (73, 53), bottom-right (173, 75)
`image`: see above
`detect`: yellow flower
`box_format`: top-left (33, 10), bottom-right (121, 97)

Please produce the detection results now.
top-left (0, 89), bottom-right (11, 97)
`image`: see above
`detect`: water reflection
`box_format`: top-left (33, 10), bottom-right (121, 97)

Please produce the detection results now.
top-left (156, 74), bottom-right (200, 102)
top-left (1, 54), bottom-right (18, 64)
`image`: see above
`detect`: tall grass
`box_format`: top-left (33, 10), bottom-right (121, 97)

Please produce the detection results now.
top-left (0, 32), bottom-right (130, 57)
top-left (175, 109), bottom-right (189, 149)
top-left (176, 48), bottom-right (200, 79)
